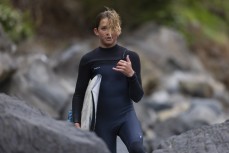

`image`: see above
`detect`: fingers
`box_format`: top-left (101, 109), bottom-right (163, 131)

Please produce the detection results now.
top-left (115, 65), bottom-right (125, 69)
top-left (116, 60), bottom-right (129, 66)
top-left (116, 62), bottom-right (126, 67)
top-left (113, 66), bottom-right (125, 72)
top-left (126, 55), bottom-right (131, 62)
top-left (74, 123), bottom-right (81, 128)
top-left (113, 55), bottom-right (133, 77)
top-left (114, 59), bottom-right (130, 70)
top-left (117, 55), bottom-right (131, 66)
top-left (118, 55), bottom-right (131, 63)
top-left (113, 63), bottom-right (129, 74)
top-left (117, 60), bottom-right (126, 65)
top-left (112, 67), bottom-right (124, 73)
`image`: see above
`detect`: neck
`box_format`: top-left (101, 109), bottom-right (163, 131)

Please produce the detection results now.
top-left (99, 44), bottom-right (118, 51)
top-left (99, 42), bottom-right (117, 48)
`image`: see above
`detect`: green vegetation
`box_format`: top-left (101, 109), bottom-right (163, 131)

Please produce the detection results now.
top-left (81, 0), bottom-right (229, 45)
top-left (0, 0), bottom-right (228, 45)
top-left (0, 0), bottom-right (34, 43)
top-left (81, 0), bottom-right (173, 29)
top-left (171, 0), bottom-right (229, 44)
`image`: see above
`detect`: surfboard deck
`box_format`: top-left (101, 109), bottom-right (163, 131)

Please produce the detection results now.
top-left (81, 74), bottom-right (102, 131)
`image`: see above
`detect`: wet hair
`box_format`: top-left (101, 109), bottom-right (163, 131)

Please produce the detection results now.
top-left (94, 7), bottom-right (122, 35)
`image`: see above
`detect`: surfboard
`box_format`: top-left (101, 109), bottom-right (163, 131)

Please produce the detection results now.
top-left (81, 74), bottom-right (102, 131)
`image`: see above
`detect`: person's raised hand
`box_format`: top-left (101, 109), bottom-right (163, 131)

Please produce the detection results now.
top-left (113, 55), bottom-right (135, 77)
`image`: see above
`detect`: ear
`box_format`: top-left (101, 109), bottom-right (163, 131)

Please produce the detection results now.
top-left (94, 28), bottom-right (99, 36)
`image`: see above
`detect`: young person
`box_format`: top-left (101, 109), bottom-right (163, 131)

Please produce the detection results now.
top-left (72, 8), bottom-right (145, 153)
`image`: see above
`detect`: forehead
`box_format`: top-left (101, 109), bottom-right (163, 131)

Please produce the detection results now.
top-left (99, 18), bottom-right (109, 27)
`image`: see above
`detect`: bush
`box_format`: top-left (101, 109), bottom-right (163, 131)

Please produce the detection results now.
top-left (81, 0), bottom-right (173, 30)
top-left (0, 1), bottom-right (34, 43)
top-left (170, 0), bottom-right (229, 45)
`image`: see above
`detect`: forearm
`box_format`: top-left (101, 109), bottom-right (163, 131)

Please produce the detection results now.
top-left (72, 94), bottom-right (83, 123)
top-left (128, 73), bottom-right (144, 102)
top-left (72, 55), bottom-right (91, 123)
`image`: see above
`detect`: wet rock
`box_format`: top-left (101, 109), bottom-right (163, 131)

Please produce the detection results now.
top-left (163, 71), bottom-right (227, 99)
top-left (0, 93), bottom-right (110, 153)
top-left (117, 137), bottom-right (128, 153)
top-left (9, 55), bottom-right (72, 119)
top-left (152, 117), bottom-right (208, 151)
top-left (51, 42), bottom-right (90, 78)
top-left (179, 81), bottom-right (213, 98)
top-left (181, 98), bottom-right (225, 124)
top-left (126, 23), bottom-right (205, 73)
top-left (148, 92), bottom-right (190, 121)
top-left (137, 51), bottom-right (162, 96)
top-left (153, 120), bottom-right (229, 153)
top-left (192, 40), bottom-right (229, 90)
top-left (146, 91), bottom-right (173, 111)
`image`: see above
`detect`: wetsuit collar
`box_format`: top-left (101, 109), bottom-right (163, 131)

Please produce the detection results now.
top-left (99, 44), bottom-right (119, 52)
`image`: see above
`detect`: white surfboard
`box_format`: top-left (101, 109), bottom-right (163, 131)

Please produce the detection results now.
top-left (81, 74), bottom-right (102, 131)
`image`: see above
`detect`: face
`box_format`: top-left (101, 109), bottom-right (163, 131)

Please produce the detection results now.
top-left (94, 18), bottom-right (119, 48)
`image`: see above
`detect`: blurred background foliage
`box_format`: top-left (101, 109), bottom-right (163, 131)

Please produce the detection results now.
top-left (171, 0), bottom-right (229, 45)
top-left (0, 0), bottom-right (228, 45)
top-left (0, 0), bottom-right (34, 43)
top-left (80, 0), bottom-right (174, 29)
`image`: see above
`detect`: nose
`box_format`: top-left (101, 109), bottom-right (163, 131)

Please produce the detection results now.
top-left (105, 29), bottom-right (112, 36)
top-left (106, 32), bottom-right (111, 37)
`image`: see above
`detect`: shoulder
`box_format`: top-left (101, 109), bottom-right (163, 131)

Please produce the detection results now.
top-left (118, 45), bottom-right (140, 59)
top-left (80, 48), bottom-right (98, 65)
top-left (125, 48), bottom-right (140, 62)
top-left (127, 50), bottom-right (139, 57)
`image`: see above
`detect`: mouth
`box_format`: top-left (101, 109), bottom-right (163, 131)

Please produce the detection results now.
top-left (105, 37), bottom-right (112, 41)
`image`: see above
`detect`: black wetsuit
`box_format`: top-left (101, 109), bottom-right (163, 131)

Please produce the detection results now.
top-left (72, 44), bottom-right (145, 153)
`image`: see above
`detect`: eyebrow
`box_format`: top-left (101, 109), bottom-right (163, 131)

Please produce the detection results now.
top-left (99, 25), bottom-right (108, 28)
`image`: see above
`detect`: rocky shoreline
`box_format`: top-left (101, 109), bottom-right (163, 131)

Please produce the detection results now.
top-left (1, 22), bottom-right (229, 153)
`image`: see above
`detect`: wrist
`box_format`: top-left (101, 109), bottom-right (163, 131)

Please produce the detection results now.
top-left (128, 71), bottom-right (135, 77)
top-left (127, 72), bottom-right (137, 81)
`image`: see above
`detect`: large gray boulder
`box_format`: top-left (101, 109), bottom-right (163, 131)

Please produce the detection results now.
top-left (9, 55), bottom-right (72, 119)
top-left (153, 120), bottom-right (229, 153)
top-left (125, 22), bottom-right (205, 73)
top-left (0, 93), bottom-right (110, 153)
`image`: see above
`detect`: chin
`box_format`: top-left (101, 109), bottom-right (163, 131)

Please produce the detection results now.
top-left (106, 44), bottom-right (115, 47)
top-left (102, 42), bottom-right (114, 47)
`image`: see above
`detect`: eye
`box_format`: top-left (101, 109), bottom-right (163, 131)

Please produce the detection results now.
top-left (100, 26), bottom-right (107, 31)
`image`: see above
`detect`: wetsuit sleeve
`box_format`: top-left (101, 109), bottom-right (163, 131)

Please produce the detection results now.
top-left (127, 51), bottom-right (144, 102)
top-left (72, 56), bottom-right (91, 123)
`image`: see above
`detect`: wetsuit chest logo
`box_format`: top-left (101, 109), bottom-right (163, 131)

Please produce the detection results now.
top-left (93, 67), bottom-right (101, 70)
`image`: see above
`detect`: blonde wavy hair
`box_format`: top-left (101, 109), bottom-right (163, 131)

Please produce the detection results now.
top-left (95, 7), bottom-right (122, 35)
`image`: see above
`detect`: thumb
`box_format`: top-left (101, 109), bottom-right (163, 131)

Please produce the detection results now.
top-left (126, 55), bottom-right (131, 63)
